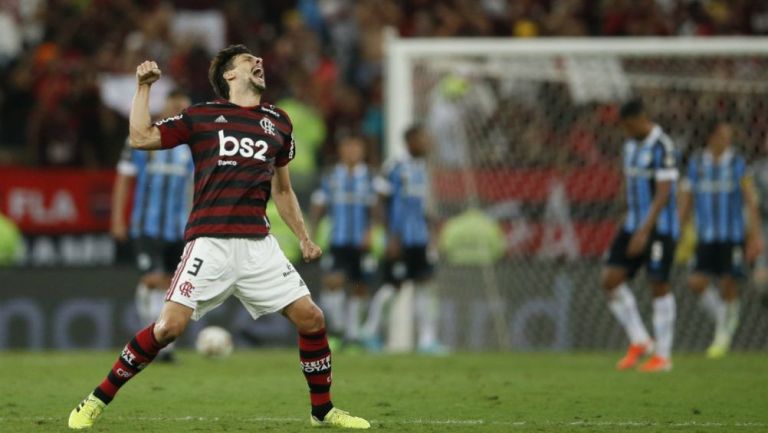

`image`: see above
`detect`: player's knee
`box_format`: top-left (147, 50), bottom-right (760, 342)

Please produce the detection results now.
top-left (298, 305), bottom-right (325, 334)
top-left (601, 270), bottom-right (623, 292)
top-left (154, 317), bottom-right (187, 343)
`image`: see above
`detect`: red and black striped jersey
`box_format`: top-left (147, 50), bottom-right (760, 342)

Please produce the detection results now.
top-left (154, 100), bottom-right (295, 241)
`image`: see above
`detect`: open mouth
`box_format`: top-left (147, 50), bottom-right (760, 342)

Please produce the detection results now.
top-left (252, 67), bottom-right (264, 80)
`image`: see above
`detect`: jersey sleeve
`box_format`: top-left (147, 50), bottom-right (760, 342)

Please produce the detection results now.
top-left (373, 160), bottom-right (397, 196)
top-left (275, 109), bottom-right (296, 167)
top-left (384, 163), bottom-right (405, 235)
top-left (654, 137), bottom-right (678, 182)
top-left (116, 139), bottom-right (138, 176)
top-left (154, 109), bottom-right (192, 149)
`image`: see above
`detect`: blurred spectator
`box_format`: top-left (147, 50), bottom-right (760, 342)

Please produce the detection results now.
top-left (1, 0), bottom-right (768, 170)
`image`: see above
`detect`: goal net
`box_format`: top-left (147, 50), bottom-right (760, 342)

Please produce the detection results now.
top-left (384, 35), bottom-right (768, 351)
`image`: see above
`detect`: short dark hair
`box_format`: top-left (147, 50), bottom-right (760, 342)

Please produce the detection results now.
top-left (619, 98), bottom-right (645, 119)
top-left (208, 44), bottom-right (252, 99)
top-left (703, 115), bottom-right (730, 138)
top-left (404, 123), bottom-right (424, 143)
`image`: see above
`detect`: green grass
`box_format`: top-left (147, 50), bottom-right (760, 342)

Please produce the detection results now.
top-left (1, 350), bottom-right (767, 432)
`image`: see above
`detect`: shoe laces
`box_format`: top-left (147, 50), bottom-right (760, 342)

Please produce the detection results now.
top-left (80, 398), bottom-right (104, 419)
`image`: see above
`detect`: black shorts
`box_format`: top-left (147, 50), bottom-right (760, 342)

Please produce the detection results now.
top-left (383, 246), bottom-right (434, 285)
top-left (693, 241), bottom-right (746, 278)
top-left (321, 246), bottom-right (364, 282)
top-left (605, 229), bottom-right (676, 282)
top-left (133, 236), bottom-right (185, 274)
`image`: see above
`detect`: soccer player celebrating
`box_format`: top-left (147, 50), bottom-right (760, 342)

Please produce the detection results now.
top-left (679, 118), bottom-right (763, 358)
top-left (310, 135), bottom-right (378, 350)
top-left (362, 124), bottom-right (441, 353)
top-left (111, 89), bottom-right (193, 362)
top-left (68, 45), bottom-right (369, 429)
top-left (602, 99), bottom-right (679, 372)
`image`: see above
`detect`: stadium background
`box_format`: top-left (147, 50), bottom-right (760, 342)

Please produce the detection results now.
top-left (1, 0), bottom-right (768, 353)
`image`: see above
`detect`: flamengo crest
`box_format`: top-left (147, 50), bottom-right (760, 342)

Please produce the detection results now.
top-left (260, 117), bottom-right (276, 136)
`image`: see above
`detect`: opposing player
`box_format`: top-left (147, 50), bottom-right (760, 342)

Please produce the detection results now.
top-left (602, 99), bottom-right (679, 372)
top-left (68, 45), bottom-right (369, 429)
top-left (679, 118), bottom-right (762, 358)
top-left (310, 136), bottom-right (377, 349)
top-left (111, 89), bottom-right (193, 362)
top-left (362, 124), bottom-right (441, 353)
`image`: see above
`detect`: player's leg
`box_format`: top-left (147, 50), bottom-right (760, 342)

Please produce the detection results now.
top-left (233, 236), bottom-right (368, 429)
top-left (69, 238), bottom-right (232, 429)
top-left (707, 243), bottom-right (745, 358)
top-left (139, 272), bottom-right (177, 361)
top-left (688, 242), bottom-right (728, 356)
top-left (409, 246), bottom-right (442, 353)
top-left (281, 296), bottom-right (368, 428)
top-left (133, 237), bottom-right (162, 327)
top-left (319, 248), bottom-right (347, 347)
top-left (639, 236), bottom-right (676, 372)
top-left (360, 258), bottom-right (400, 351)
top-left (342, 248), bottom-right (367, 348)
top-left (133, 238), bottom-right (179, 361)
top-left (602, 230), bottom-right (652, 369)
top-left (68, 301), bottom-right (193, 429)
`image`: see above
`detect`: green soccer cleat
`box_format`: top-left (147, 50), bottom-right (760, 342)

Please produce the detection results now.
top-left (310, 407), bottom-right (370, 429)
top-left (68, 393), bottom-right (106, 429)
top-left (706, 333), bottom-right (732, 359)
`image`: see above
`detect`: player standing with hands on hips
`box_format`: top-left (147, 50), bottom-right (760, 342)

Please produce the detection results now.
top-left (68, 45), bottom-right (369, 429)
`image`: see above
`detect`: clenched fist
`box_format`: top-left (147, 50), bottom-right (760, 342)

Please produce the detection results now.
top-left (136, 60), bottom-right (161, 86)
top-left (300, 238), bottom-right (323, 263)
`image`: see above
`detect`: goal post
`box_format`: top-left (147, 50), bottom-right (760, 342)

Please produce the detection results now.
top-left (384, 32), bottom-right (768, 351)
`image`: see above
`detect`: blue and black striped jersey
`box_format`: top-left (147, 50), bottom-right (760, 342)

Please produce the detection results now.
top-left (377, 156), bottom-right (430, 247)
top-left (622, 125), bottom-right (680, 238)
top-left (312, 163), bottom-right (376, 248)
top-left (118, 142), bottom-right (194, 242)
top-left (686, 149), bottom-right (748, 243)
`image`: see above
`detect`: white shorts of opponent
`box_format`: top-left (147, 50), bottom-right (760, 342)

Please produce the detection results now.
top-left (165, 235), bottom-right (310, 320)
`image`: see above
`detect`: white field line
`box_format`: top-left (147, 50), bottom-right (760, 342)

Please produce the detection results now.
top-left (1, 416), bottom-right (767, 428)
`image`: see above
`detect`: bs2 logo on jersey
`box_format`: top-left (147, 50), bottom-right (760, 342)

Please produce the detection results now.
top-left (218, 130), bottom-right (269, 161)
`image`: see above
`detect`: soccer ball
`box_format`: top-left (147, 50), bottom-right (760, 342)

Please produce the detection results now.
top-left (195, 326), bottom-right (234, 358)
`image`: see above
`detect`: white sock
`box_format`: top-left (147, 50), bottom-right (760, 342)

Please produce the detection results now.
top-left (652, 293), bottom-right (676, 359)
top-left (608, 283), bottom-right (651, 344)
top-left (135, 283), bottom-right (153, 325)
top-left (414, 285), bottom-right (438, 349)
top-left (345, 296), bottom-right (362, 341)
top-left (699, 285), bottom-right (724, 321)
top-left (725, 299), bottom-right (741, 337)
top-left (320, 290), bottom-right (346, 335)
top-left (362, 284), bottom-right (395, 338)
top-left (148, 289), bottom-right (166, 320)
top-left (700, 286), bottom-right (727, 340)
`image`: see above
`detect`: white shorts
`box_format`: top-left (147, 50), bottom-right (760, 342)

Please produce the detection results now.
top-left (165, 236), bottom-right (310, 320)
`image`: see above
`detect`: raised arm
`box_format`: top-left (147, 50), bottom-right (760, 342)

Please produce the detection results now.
top-left (129, 61), bottom-right (162, 150)
top-left (272, 165), bottom-right (322, 262)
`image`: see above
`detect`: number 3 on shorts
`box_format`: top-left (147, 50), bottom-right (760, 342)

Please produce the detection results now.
top-left (187, 258), bottom-right (204, 276)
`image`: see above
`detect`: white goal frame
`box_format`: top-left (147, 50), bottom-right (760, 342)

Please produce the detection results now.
top-left (385, 33), bottom-right (768, 158)
top-left (382, 33), bottom-right (768, 351)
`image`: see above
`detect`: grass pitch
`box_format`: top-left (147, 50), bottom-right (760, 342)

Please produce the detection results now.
top-left (0, 350), bottom-right (766, 432)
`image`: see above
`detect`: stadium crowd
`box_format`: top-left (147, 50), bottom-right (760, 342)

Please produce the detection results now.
top-left (1, 0), bottom-right (767, 173)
